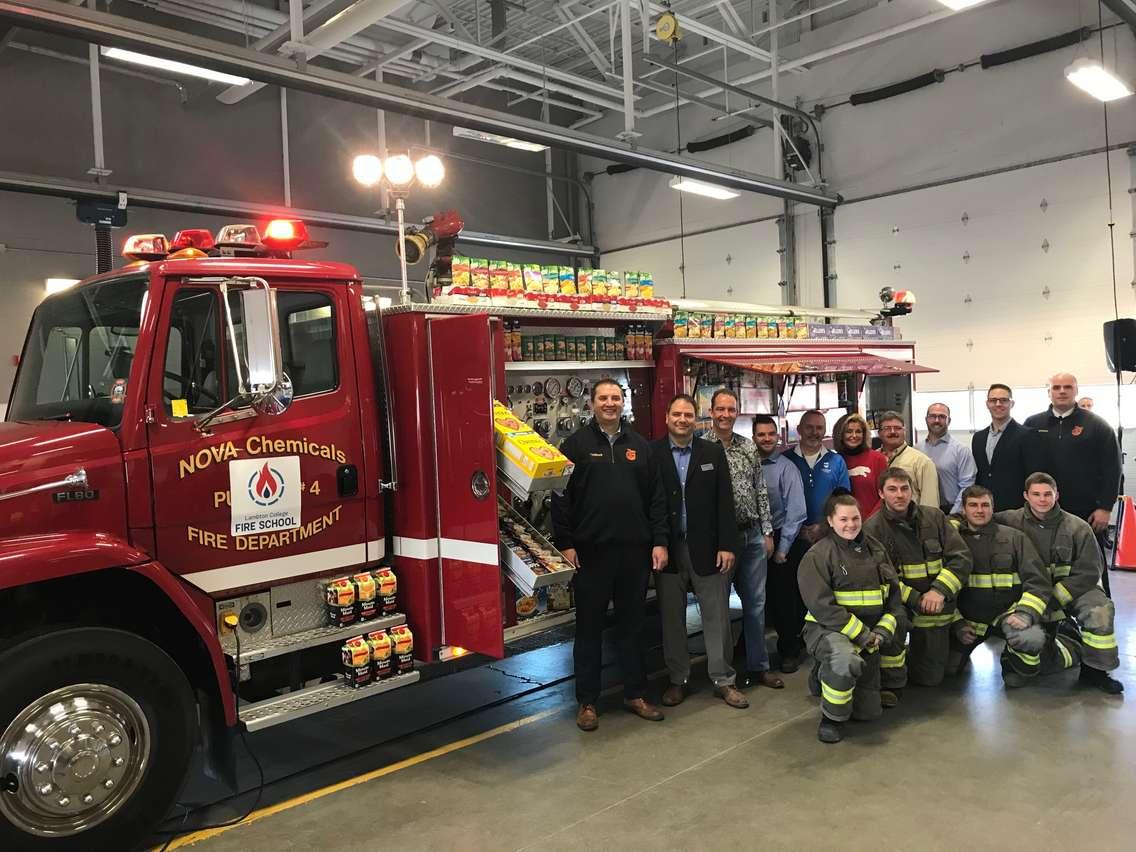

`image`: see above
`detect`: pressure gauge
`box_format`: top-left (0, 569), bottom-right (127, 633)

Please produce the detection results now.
top-left (544, 377), bottom-right (562, 398)
top-left (566, 376), bottom-right (585, 399)
top-left (531, 380), bottom-right (544, 396)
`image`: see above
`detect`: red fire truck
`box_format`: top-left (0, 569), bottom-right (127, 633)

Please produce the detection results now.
top-left (0, 220), bottom-right (930, 850)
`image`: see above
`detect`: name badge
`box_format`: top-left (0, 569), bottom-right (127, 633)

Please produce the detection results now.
top-left (700, 463), bottom-right (714, 471)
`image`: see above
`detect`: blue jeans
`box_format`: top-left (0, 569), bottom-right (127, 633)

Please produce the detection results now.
top-left (732, 527), bottom-right (769, 673)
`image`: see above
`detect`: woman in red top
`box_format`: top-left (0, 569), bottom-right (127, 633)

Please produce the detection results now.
top-left (833, 412), bottom-right (888, 518)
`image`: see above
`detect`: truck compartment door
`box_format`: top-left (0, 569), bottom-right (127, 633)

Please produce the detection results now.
top-left (427, 313), bottom-right (504, 659)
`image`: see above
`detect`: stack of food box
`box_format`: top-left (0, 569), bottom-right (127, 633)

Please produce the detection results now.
top-left (498, 502), bottom-right (576, 620)
top-left (442, 259), bottom-right (669, 313)
top-left (502, 323), bottom-right (654, 362)
top-left (492, 400), bottom-right (573, 494)
top-left (673, 311), bottom-right (817, 340)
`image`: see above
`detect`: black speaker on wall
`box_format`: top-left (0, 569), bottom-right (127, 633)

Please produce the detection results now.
top-left (1104, 319), bottom-right (1136, 373)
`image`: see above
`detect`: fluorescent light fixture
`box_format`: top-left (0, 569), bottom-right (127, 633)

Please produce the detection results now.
top-left (100, 47), bottom-right (251, 86)
top-left (45, 278), bottom-right (80, 295)
top-left (452, 126), bottom-right (548, 153)
top-left (1065, 58), bottom-right (1133, 102)
top-left (668, 176), bottom-right (739, 200)
top-left (936, 0), bottom-right (992, 9)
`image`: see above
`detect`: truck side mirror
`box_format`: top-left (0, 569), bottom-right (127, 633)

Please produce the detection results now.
top-left (237, 285), bottom-right (293, 417)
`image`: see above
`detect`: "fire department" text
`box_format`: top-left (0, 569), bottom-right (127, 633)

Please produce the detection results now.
top-left (186, 505), bottom-right (342, 550)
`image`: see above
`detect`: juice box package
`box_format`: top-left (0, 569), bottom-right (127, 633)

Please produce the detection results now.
top-left (489, 259), bottom-right (510, 290)
top-left (607, 271), bottom-right (623, 298)
top-left (745, 315), bottom-right (758, 338)
top-left (522, 264), bottom-right (543, 293)
top-left (541, 265), bottom-right (561, 295)
top-left (673, 311), bottom-right (688, 338)
top-left (451, 255), bottom-right (471, 288)
top-left (558, 266), bottom-right (577, 295)
top-left (325, 577), bottom-right (356, 627)
top-left (352, 572), bottom-right (377, 621)
top-left (470, 258), bottom-right (490, 290)
top-left (390, 625), bottom-right (415, 675)
top-left (374, 566), bottom-right (398, 616)
top-left (576, 268), bottom-right (593, 296)
top-left (341, 636), bottom-right (372, 688)
top-left (639, 272), bottom-right (655, 298)
top-left (507, 263), bottom-right (524, 292)
top-left (723, 315), bottom-right (736, 338)
top-left (624, 271), bottom-right (640, 299)
top-left (713, 314), bottom-right (726, 339)
top-left (366, 629), bottom-right (393, 680)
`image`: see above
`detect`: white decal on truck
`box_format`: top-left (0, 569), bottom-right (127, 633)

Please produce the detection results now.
top-left (229, 456), bottom-right (301, 537)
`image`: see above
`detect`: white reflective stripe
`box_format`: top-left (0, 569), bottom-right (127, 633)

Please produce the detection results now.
top-left (440, 537), bottom-right (499, 565)
top-left (366, 538), bottom-right (386, 562)
top-left (394, 536), bottom-right (440, 560)
top-left (183, 543), bottom-right (368, 593)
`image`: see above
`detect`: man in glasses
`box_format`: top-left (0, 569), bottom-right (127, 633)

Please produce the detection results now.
top-left (876, 411), bottom-right (939, 509)
top-left (916, 403), bottom-right (976, 515)
top-left (972, 384), bottom-right (1036, 512)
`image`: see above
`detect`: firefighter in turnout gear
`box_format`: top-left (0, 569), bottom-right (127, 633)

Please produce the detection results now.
top-left (995, 472), bottom-right (1123, 694)
top-left (949, 485), bottom-right (1075, 687)
top-left (864, 467), bottom-right (972, 699)
top-left (799, 493), bottom-right (906, 743)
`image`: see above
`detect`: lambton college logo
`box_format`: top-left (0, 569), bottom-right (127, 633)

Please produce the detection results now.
top-left (248, 462), bottom-right (286, 507)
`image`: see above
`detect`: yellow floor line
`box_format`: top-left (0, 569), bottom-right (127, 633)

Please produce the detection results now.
top-left (159, 706), bottom-right (559, 849)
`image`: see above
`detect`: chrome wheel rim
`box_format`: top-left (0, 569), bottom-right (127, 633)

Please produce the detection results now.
top-left (0, 684), bottom-right (151, 837)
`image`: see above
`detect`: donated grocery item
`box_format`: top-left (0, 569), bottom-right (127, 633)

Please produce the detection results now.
top-left (352, 572), bottom-right (377, 621)
top-left (341, 636), bottom-right (372, 688)
top-left (451, 255), bottom-right (471, 287)
top-left (516, 594), bottom-right (538, 619)
top-left (674, 311), bottom-right (688, 338)
top-left (555, 335), bottom-right (567, 361)
top-left (700, 314), bottom-right (714, 338)
top-left (723, 315), bottom-right (735, 338)
top-left (499, 430), bottom-right (572, 479)
top-left (542, 334), bottom-right (555, 361)
top-left (541, 265), bottom-right (560, 295)
top-left (639, 272), bottom-right (655, 298)
top-left (375, 566), bottom-right (398, 616)
top-left (624, 271), bottom-right (640, 298)
top-left (713, 314), bottom-right (726, 339)
top-left (795, 320), bottom-right (809, 339)
top-left (778, 319), bottom-right (790, 338)
top-left (326, 577), bottom-right (357, 627)
top-left (471, 258), bottom-right (490, 290)
top-left (577, 268), bottom-right (592, 296)
top-left (366, 629), bottom-right (393, 680)
top-left (523, 264), bottom-right (543, 293)
top-left (558, 266), bottom-right (576, 295)
top-left (489, 260), bottom-right (509, 290)
top-left (606, 271), bottom-right (623, 298)
top-left (390, 624), bottom-right (415, 674)
top-left (520, 335), bottom-right (534, 361)
top-left (766, 318), bottom-right (778, 338)
top-left (746, 315), bottom-right (758, 338)
top-left (591, 269), bottom-right (608, 300)
top-left (548, 584), bottom-right (572, 611)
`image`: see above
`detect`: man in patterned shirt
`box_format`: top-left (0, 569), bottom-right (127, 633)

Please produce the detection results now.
top-left (705, 389), bottom-right (781, 688)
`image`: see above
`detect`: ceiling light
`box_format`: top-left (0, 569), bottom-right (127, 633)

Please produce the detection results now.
top-left (45, 278), bottom-right (80, 295)
top-left (935, 0), bottom-right (992, 10)
top-left (452, 126), bottom-right (548, 153)
top-left (668, 176), bottom-right (739, 200)
top-left (100, 47), bottom-right (250, 86)
top-left (1065, 57), bottom-right (1133, 102)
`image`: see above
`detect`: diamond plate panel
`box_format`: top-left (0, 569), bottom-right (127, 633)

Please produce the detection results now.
top-left (270, 576), bottom-right (336, 638)
top-left (241, 670), bottom-right (421, 731)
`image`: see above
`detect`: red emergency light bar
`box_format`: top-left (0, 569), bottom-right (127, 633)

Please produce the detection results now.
top-left (122, 233), bottom-right (170, 261)
top-left (117, 219), bottom-right (326, 265)
top-left (170, 228), bottom-right (215, 252)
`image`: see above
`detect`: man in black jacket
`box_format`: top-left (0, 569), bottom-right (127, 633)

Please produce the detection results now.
top-left (1023, 373), bottom-right (1120, 534)
top-left (650, 394), bottom-right (747, 710)
top-left (972, 383), bottom-right (1036, 511)
top-left (552, 378), bottom-right (669, 732)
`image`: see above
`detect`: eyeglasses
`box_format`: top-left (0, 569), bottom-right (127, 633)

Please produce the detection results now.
top-left (986, 397), bottom-right (1012, 405)
top-left (880, 425), bottom-right (905, 432)
top-left (926, 414), bottom-right (949, 421)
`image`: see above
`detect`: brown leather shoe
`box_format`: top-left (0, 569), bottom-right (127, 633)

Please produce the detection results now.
top-left (623, 697), bottom-right (665, 721)
top-left (715, 684), bottom-right (750, 709)
top-left (755, 671), bottom-right (785, 689)
top-left (576, 703), bottom-right (598, 731)
top-left (661, 683), bottom-right (686, 707)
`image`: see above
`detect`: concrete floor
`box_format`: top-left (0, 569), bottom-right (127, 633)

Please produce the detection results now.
top-left (183, 573), bottom-right (1136, 852)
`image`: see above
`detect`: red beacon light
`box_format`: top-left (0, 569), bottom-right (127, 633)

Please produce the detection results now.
top-left (170, 229), bottom-right (216, 252)
top-left (263, 218), bottom-right (328, 254)
top-left (122, 234), bottom-right (170, 262)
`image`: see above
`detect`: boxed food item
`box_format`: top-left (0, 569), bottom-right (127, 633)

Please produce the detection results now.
top-left (809, 323), bottom-right (829, 339)
top-left (489, 259), bottom-right (509, 290)
top-left (713, 314), bottom-right (726, 339)
top-left (374, 566), bottom-right (398, 616)
top-left (548, 584), bottom-right (572, 611)
top-left (846, 325), bottom-right (864, 339)
top-left (639, 272), bottom-right (655, 299)
top-left (607, 271), bottom-right (623, 299)
top-left (471, 258), bottom-right (490, 290)
top-left (541, 265), bottom-right (560, 295)
top-left (326, 577), bottom-right (357, 627)
top-left (523, 264), bottom-right (543, 293)
top-left (390, 624), bottom-right (415, 675)
top-left (352, 572), bottom-right (377, 621)
top-left (576, 268), bottom-right (593, 296)
top-left (451, 255), bottom-right (471, 288)
top-left (624, 271), bottom-right (640, 299)
top-left (507, 263), bottom-right (524, 292)
top-left (745, 315), bottom-right (758, 338)
top-left (341, 636), bottom-right (372, 688)
top-left (366, 629), bottom-right (394, 680)
top-left (674, 310), bottom-right (688, 338)
top-left (559, 266), bottom-right (577, 295)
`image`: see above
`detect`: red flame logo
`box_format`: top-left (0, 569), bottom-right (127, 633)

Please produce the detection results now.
top-left (254, 463), bottom-right (278, 500)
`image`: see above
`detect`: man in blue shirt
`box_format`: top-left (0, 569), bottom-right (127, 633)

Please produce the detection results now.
top-left (754, 414), bottom-right (809, 672)
top-left (784, 410), bottom-right (852, 529)
top-left (916, 403), bottom-right (977, 514)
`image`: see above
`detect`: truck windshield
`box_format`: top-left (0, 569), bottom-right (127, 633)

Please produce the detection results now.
top-left (7, 276), bottom-right (148, 429)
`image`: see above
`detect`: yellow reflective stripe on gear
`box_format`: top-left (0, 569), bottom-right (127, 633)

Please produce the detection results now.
top-left (1007, 646), bottom-right (1040, 666)
top-left (820, 681), bottom-right (854, 705)
top-left (936, 568), bottom-right (963, 595)
top-left (900, 583), bottom-right (916, 603)
top-left (834, 589), bottom-right (885, 607)
top-left (1055, 637), bottom-right (1074, 669)
top-left (968, 573), bottom-right (1021, 589)
top-left (875, 613), bottom-right (897, 634)
top-left (1053, 582), bottom-right (1074, 606)
top-left (880, 648), bottom-right (907, 668)
top-left (912, 613), bottom-right (958, 628)
top-left (966, 619), bottom-right (989, 637)
top-left (1051, 564), bottom-right (1072, 579)
top-left (926, 559), bottom-right (943, 574)
top-left (841, 614), bottom-right (866, 639)
top-left (804, 612), bottom-right (817, 623)
top-left (1016, 592), bottom-right (1046, 616)
top-left (1082, 631), bottom-right (1118, 650)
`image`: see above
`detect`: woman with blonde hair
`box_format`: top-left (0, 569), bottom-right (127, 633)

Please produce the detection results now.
top-left (833, 412), bottom-right (887, 518)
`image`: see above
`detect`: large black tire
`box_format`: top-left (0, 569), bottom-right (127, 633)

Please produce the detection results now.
top-left (0, 628), bottom-right (195, 852)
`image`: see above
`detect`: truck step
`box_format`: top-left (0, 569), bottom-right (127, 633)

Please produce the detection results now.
top-left (227, 614), bottom-right (406, 665)
top-left (240, 670), bottom-right (421, 732)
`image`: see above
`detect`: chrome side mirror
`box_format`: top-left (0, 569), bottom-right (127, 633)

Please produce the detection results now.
top-left (251, 372), bottom-right (293, 416)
